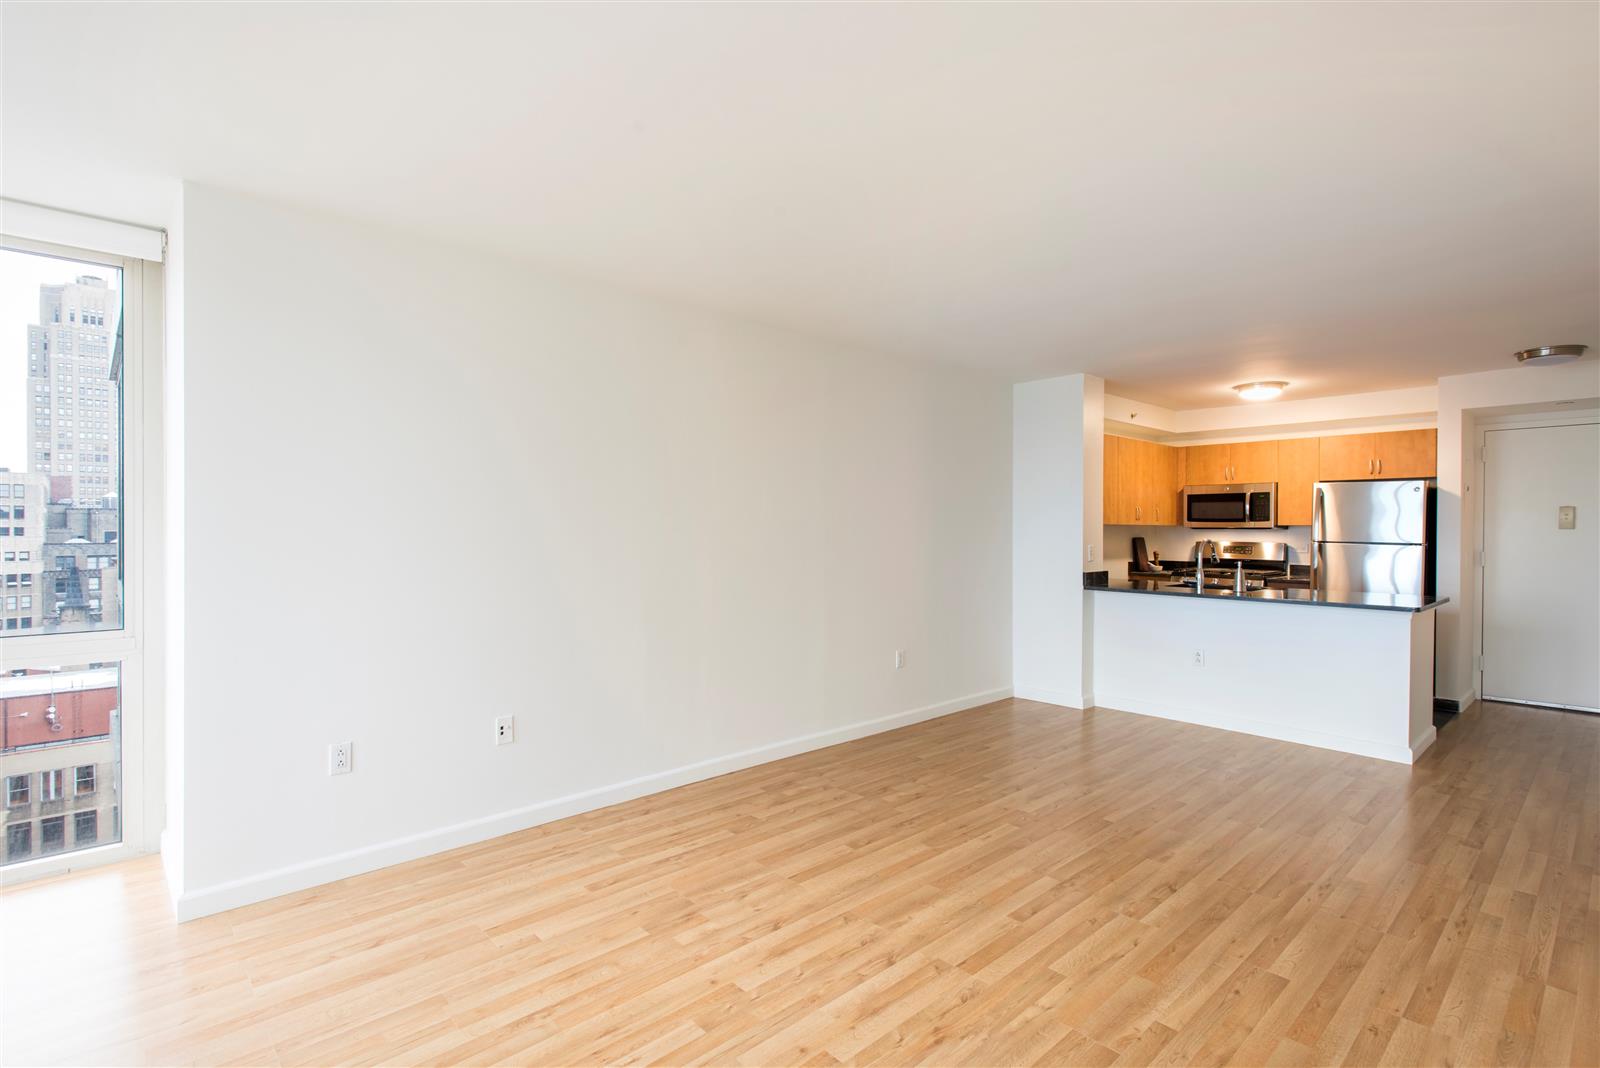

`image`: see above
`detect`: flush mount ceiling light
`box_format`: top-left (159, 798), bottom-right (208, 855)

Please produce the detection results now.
top-left (1233, 381), bottom-right (1288, 401)
top-left (1514, 344), bottom-right (1587, 366)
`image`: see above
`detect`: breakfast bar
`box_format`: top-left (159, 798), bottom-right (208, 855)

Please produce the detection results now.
top-left (1089, 580), bottom-right (1446, 764)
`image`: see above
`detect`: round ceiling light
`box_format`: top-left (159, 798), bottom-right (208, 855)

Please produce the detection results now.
top-left (1233, 381), bottom-right (1288, 401)
top-left (1515, 344), bottom-right (1587, 366)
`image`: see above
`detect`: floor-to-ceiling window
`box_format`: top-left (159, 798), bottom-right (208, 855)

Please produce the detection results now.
top-left (0, 237), bottom-right (147, 873)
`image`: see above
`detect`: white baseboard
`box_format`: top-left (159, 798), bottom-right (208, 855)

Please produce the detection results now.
top-left (1012, 685), bottom-right (1089, 709)
top-left (171, 686), bottom-right (1012, 922)
top-left (1410, 725), bottom-right (1437, 761)
top-left (1092, 692), bottom-right (1420, 765)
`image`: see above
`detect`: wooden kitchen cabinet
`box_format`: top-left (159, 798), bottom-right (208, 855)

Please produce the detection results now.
top-left (1228, 439), bottom-right (1279, 483)
top-left (1104, 435), bottom-right (1181, 525)
top-left (1182, 440), bottom-right (1277, 484)
top-left (1318, 433), bottom-right (1377, 480)
top-left (1108, 426), bottom-right (1434, 529)
top-left (1103, 434), bottom-right (1127, 523)
top-left (1374, 429), bottom-right (1437, 478)
top-left (1185, 444), bottom-right (1231, 484)
top-left (1318, 430), bottom-right (1436, 481)
top-left (1275, 437), bottom-right (1319, 525)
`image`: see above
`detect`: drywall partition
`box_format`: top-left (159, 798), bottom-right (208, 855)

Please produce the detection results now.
top-left (1435, 359), bottom-right (1600, 708)
top-left (1013, 373), bottom-right (1102, 707)
top-left (169, 183), bottom-right (1012, 918)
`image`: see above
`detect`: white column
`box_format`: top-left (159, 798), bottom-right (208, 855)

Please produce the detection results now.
top-left (1013, 373), bottom-right (1102, 707)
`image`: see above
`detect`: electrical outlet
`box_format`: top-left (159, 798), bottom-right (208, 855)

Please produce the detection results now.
top-left (894, 649), bottom-right (905, 670)
top-left (1087, 543), bottom-right (1097, 563)
top-left (495, 715), bottom-right (515, 745)
top-left (1192, 650), bottom-right (1205, 668)
top-left (328, 741), bottom-right (353, 775)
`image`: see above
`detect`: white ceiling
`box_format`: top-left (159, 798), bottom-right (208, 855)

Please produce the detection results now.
top-left (4, 2), bottom-right (1595, 408)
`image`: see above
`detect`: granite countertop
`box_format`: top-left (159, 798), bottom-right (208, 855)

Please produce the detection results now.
top-left (1088, 577), bottom-right (1448, 613)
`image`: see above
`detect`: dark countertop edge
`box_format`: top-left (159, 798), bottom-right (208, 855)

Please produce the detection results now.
top-left (1088, 582), bottom-right (1450, 614)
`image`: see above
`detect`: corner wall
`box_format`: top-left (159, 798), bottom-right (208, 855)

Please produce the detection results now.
top-left (167, 183), bottom-right (1013, 917)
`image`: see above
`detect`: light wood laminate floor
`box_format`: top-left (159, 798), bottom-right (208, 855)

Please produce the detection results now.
top-left (3, 698), bottom-right (1596, 1067)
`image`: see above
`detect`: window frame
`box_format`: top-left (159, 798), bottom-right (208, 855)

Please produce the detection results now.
top-left (0, 232), bottom-right (158, 884)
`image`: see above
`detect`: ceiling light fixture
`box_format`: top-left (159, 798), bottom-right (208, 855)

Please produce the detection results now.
top-left (1514, 344), bottom-right (1587, 366)
top-left (1233, 381), bottom-right (1288, 401)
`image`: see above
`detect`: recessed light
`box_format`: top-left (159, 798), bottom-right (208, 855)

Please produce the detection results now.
top-left (1515, 344), bottom-right (1587, 366)
top-left (1233, 381), bottom-right (1288, 401)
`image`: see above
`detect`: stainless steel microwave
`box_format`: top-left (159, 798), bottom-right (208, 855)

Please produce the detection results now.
top-left (1181, 483), bottom-right (1277, 528)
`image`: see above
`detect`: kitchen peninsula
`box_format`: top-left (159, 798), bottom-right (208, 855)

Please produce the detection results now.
top-left (1089, 579), bottom-right (1445, 764)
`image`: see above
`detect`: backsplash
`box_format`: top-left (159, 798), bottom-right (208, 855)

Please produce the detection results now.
top-left (1103, 525), bottom-right (1311, 575)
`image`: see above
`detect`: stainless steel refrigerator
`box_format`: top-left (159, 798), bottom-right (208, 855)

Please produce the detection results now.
top-left (1311, 478), bottom-right (1436, 595)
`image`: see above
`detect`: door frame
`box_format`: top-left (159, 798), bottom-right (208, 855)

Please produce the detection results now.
top-left (1475, 412), bottom-right (1600, 712)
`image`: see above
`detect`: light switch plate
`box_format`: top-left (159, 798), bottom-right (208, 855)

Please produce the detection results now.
top-left (1558, 505), bottom-right (1577, 530)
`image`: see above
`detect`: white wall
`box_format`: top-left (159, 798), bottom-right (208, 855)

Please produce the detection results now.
top-left (1435, 359), bottom-right (1600, 706)
top-left (1093, 591), bottom-right (1436, 764)
top-left (1012, 374), bottom-right (1101, 708)
top-left (168, 183), bottom-right (1012, 917)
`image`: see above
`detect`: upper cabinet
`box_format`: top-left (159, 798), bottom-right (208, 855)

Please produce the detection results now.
top-left (1319, 429), bottom-right (1436, 481)
top-left (1275, 438), bottom-right (1319, 526)
top-left (1318, 434), bottom-right (1376, 481)
top-left (1104, 435), bottom-right (1181, 525)
top-left (1184, 441), bottom-right (1278, 484)
top-left (1229, 440), bottom-right (1279, 483)
top-left (1107, 427), bottom-right (1436, 528)
top-left (1374, 429), bottom-right (1438, 478)
top-left (1185, 444), bottom-right (1230, 484)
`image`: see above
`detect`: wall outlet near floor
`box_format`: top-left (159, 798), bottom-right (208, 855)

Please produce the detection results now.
top-left (495, 715), bottom-right (515, 745)
top-left (328, 741), bottom-right (353, 775)
top-left (894, 649), bottom-right (905, 670)
top-left (1192, 649), bottom-right (1205, 667)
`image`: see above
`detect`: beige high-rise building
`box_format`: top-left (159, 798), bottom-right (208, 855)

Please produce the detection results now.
top-left (26, 275), bottom-right (119, 505)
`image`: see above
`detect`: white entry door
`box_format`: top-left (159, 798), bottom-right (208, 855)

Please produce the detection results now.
top-left (1482, 422), bottom-right (1600, 711)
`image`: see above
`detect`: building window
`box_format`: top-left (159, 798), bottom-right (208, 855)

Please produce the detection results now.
top-left (75, 765), bottom-right (96, 796)
top-left (5, 774), bottom-right (29, 807)
top-left (39, 816), bottom-right (65, 854)
top-left (74, 810), bottom-right (97, 846)
top-left (6, 823), bottom-right (30, 861)
top-left (40, 769), bottom-right (64, 802)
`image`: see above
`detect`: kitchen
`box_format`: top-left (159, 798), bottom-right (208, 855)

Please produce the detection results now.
top-left (1090, 417), bottom-right (1448, 764)
top-left (1100, 426), bottom-right (1438, 590)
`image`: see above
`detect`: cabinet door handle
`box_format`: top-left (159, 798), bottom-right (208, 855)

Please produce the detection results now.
top-left (1376, 458), bottom-right (1382, 475)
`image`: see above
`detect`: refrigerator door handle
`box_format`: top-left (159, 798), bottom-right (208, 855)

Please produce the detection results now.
top-left (1310, 485), bottom-right (1325, 590)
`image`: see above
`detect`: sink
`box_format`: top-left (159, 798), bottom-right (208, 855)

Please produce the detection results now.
top-left (1165, 579), bottom-right (1266, 592)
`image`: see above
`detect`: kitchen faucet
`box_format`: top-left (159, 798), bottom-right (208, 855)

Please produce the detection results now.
top-left (1194, 539), bottom-right (1219, 586)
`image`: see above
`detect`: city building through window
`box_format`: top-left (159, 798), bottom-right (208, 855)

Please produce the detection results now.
top-left (1, 243), bottom-right (130, 868)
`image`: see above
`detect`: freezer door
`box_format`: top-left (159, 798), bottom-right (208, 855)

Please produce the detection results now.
top-left (1314, 479), bottom-right (1429, 544)
top-left (1315, 542), bottom-right (1426, 596)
